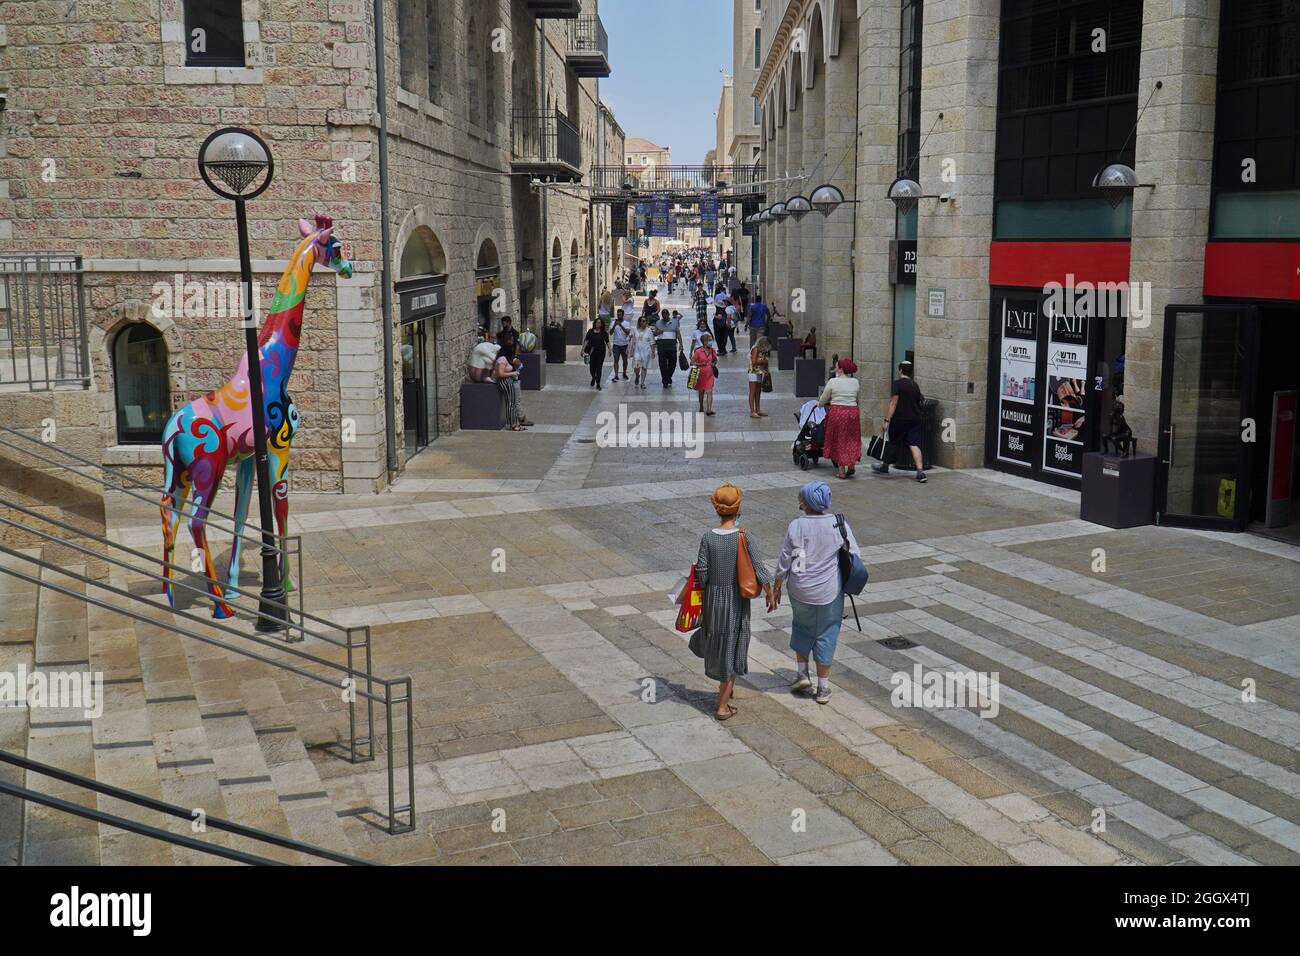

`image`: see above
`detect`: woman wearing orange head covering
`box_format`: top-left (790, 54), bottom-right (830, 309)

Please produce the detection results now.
top-left (688, 484), bottom-right (775, 720)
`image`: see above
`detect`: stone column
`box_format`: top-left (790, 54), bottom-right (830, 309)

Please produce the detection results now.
top-left (784, 80), bottom-right (804, 327)
top-left (914, 0), bottom-right (1000, 468)
top-left (800, 54), bottom-right (827, 346)
top-left (1125, 0), bottom-right (1221, 453)
top-left (772, 109), bottom-right (789, 308)
top-left (853, 0), bottom-right (902, 416)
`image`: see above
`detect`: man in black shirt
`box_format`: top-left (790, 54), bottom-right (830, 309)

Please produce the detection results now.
top-left (872, 361), bottom-right (928, 483)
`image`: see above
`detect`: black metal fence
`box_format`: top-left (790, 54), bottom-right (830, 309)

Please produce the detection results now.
top-left (512, 110), bottom-right (582, 170)
top-left (0, 253), bottom-right (90, 391)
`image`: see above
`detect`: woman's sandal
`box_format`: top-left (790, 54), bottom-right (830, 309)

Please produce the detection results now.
top-left (715, 703), bottom-right (738, 721)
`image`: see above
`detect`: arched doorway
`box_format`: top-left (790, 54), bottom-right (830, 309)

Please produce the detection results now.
top-left (396, 226), bottom-right (447, 458)
top-left (112, 323), bottom-right (170, 444)
top-left (475, 238), bottom-right (501, 330)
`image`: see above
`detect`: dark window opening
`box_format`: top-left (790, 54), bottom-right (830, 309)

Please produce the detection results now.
top-left (113, 325), bottom-right (170, 445)
top-left (183, 0), bottom-right (245, 68)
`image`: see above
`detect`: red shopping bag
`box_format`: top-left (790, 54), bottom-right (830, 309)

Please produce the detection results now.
top-left (675, 564), bottom-right (704, 633)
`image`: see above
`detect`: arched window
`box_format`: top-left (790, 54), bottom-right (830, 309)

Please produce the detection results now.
top-left (112, 324), bottom-right (170, 445)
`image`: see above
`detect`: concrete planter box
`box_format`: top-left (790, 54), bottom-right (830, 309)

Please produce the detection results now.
top-left (519, 351), bottom-right (545, 390)
top-left (776, 337), bottom-right (797, 371)
top-left (794, 357), bottom-right (825, 398)
top-left (459, 381), bottom-right (504, 430)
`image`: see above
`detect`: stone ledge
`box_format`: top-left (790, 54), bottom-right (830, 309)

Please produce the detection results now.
top-left (102, 444), bottom-right (163, 467)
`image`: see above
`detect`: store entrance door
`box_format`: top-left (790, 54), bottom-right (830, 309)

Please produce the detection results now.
top-left (1156, 304), bottom-right (1259, 530)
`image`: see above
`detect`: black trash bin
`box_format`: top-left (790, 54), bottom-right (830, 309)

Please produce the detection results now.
top-left (894, 398), bottom-right (938, 471)
top-left (543, 324), bottom-right (566, 364)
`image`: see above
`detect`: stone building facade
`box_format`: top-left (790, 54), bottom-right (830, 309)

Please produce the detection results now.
top-left (752, 0), bottom-right (1300, 536)
top-left (0, 0), bottom-right (618, 495)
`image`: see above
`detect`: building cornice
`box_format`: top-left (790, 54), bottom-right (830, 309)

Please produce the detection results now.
top-left (754, 0), bottom-right (813, 101)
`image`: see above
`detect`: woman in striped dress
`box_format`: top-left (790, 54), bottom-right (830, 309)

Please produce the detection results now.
top-left (688, 484), bottom-right (775, 720)
top-left (492, 340), bottom-right (526, 431)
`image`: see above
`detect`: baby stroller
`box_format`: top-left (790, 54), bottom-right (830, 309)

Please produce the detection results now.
top-left (792, 400), bottom-right (827, 471)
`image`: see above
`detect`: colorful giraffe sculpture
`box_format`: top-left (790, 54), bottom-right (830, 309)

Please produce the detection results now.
top-left (160, 215), bottom-right (353, 618)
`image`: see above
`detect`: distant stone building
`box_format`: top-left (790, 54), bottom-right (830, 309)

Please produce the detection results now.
top-left (0, 0), bottom-right (619, 494)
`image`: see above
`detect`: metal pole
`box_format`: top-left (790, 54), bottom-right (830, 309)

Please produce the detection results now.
top-left (373, 0), bottom-right (398, 475)
top-left (235, 198), bottom-right (288, 632)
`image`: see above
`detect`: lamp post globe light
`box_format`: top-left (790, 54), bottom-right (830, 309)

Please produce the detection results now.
top-left (785, 195), bottom-right (813, 221)
top-left (197, 127), bottom-right (288, 633)
top-left (810, 183), bottom-right (846, 216)
top-left (770, 201), bottom-right (788, 221)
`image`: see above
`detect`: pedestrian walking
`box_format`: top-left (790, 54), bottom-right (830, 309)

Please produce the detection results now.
top-left (772, 481), bottom-right (861, 705)
top-left (746, 294), bottom-right (770, 350)
top-left (610, 308), bottom-right (632, 381)
top-left (583, 317), bottom-right (610, 389)
top-left (688, 484), bottom-right (775, 721)
top-left (819, 358), bottom-right (862, 480)
top-left (872, 360), bottom-right (928, 483)
top-left (748, 335), bottom-right (772, 419)
top-left (690, 315), bottom-right (712, 351)
top-left (492, 340), bottom-right (527, 432)
top-left (654, 308), bottom-right (683, 388)
top-left (691, 333), bottom-right (718, 416)
top-left (642, 289), bottom-right (660, 321)
top-left (631, 316), bottom-right (655, 389)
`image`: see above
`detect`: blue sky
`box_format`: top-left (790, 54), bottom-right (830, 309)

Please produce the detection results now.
top-left (598, 0), bottom-right (735, 166)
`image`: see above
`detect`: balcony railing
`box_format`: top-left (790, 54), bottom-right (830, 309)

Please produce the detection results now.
top-left (526, 0), bottom-right (581, 18)
top-left (0, 253), bottom-right (90, 391)
top-left (512, 110), bottom-right (582, 180)
top-left (567, 17), bottom-right (611, 77)
top-left (590, 165), bottom-right (768, 202)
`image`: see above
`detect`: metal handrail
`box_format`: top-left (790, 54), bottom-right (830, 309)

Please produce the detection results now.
top-left (0, 252), bottom-right (91, 391)
top-left (569, 16), bottom-right (609, 58)
top-left (0, 548), bottom-right (415, 834)
top-left (0, 495), bottom-right (356, 653)
top-left (0, 750), bottom-right (373, 865)
top-left (0, 421), bottom-right (307, 623)
top-left (511, 109), bottom-right (582, 169)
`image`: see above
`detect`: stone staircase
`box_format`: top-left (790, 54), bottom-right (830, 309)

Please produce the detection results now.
top-left (1, 551), bottom-right (374, 865)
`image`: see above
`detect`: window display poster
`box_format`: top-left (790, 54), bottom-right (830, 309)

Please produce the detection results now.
top-left (1042, 310), bottom-right (1090, 477)
top-left (997, 296), bottom-right (1038, 468)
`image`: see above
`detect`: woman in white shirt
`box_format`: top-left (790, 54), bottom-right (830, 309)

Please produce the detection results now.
top-left (818, 358), bottom-right (862, 480)
top-left (631, 316), bottom-right (656, 390)
top-left (773, 481), bottom-right (861, 704)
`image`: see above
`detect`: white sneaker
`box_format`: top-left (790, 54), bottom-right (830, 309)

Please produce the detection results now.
top-left (814, 685), bottom-right (831, 704)
top-left (791, 674), bottom-right (812, 693)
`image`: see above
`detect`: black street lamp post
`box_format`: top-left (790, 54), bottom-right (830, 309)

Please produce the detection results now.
top-left (197, 127), bottom-right (288, 633)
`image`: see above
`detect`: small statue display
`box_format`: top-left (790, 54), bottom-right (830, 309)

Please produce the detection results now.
top-left (1101, 399), bottom-right (1136, 456)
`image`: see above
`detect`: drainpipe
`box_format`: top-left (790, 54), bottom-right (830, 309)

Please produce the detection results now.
top-left (373, 0), bottom-right (398, 474)
top-left (539, 20), bottom-right (549, 326)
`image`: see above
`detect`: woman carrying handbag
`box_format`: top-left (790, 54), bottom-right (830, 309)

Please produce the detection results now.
top-left (688, 484), bottom-right (775, 721)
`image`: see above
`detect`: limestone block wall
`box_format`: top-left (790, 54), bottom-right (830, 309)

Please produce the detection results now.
top-left (914, 0), bottom-right (1000, 469)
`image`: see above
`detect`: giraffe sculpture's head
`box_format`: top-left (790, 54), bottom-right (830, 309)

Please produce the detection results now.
top-left (299, 215), bottom-right (354, 279)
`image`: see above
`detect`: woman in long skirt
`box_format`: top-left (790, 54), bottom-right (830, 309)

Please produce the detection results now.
top-left (688, 484), bottom-right (775, 720)
top-left (631, 316), bottom-right (655, 390)
top-left (818, 358), bottom-right (862, 479)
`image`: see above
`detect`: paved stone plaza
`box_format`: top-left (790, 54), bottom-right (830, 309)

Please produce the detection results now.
top-left (19, 289), bottom-right (1284, 866)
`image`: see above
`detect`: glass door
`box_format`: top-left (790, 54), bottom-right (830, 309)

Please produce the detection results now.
top-left (401, 319), bottom-right (429, 457)
top-left (1157, 304), bottom-right (1259, 530)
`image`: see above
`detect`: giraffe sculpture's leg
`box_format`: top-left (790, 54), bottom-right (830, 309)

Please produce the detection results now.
top-left (188, 465), bottom-right (234, 620)
top-left (160, 473), bottom-right (191, 609)
top-left (269, 439), bottom-right (294, 595)
top-left (226, 456), bottom-right (255, 600)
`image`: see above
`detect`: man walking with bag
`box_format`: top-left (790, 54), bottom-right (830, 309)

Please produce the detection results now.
top-left (872, 360), bottom-right (928, 483)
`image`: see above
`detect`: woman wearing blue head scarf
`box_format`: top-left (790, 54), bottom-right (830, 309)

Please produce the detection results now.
top-left (772, 481), bottom-right (862, 704)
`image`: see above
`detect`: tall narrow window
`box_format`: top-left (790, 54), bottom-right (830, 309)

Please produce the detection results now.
top-left (484, 22), bottom-right (498, 130)
top-left (113, 325), bottom-right (170, 445)
top-left (183, 0), bottom-right (244, 67)
top-left (398, 0), bottom-right (427, 95)
top-left (426, 0), bottom-right (442, 103)
top-left (753, 96), bottom-right (761, 126)
top-left (754, 29), bottom-right (762, 69)
top-left (467, 17), bottom-right (481, 124)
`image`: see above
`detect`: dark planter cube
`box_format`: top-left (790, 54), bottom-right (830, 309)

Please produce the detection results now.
top-left (543, 326), bottom-right (566, 363)
top-left (768, 321), bottom-right (790, 342)
top-left (776, 337), bottom-right (797, 371)
top-left (564, 319), bottom-right (585, 346)
top-left (519, 351), bottom-right (545, 390)
top-left (794, 357), bottom-right (825, 398)
top-left (1081, 452), bottom-right (1156, 529)
top-left (459, 381), bottom-right (504, 431)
